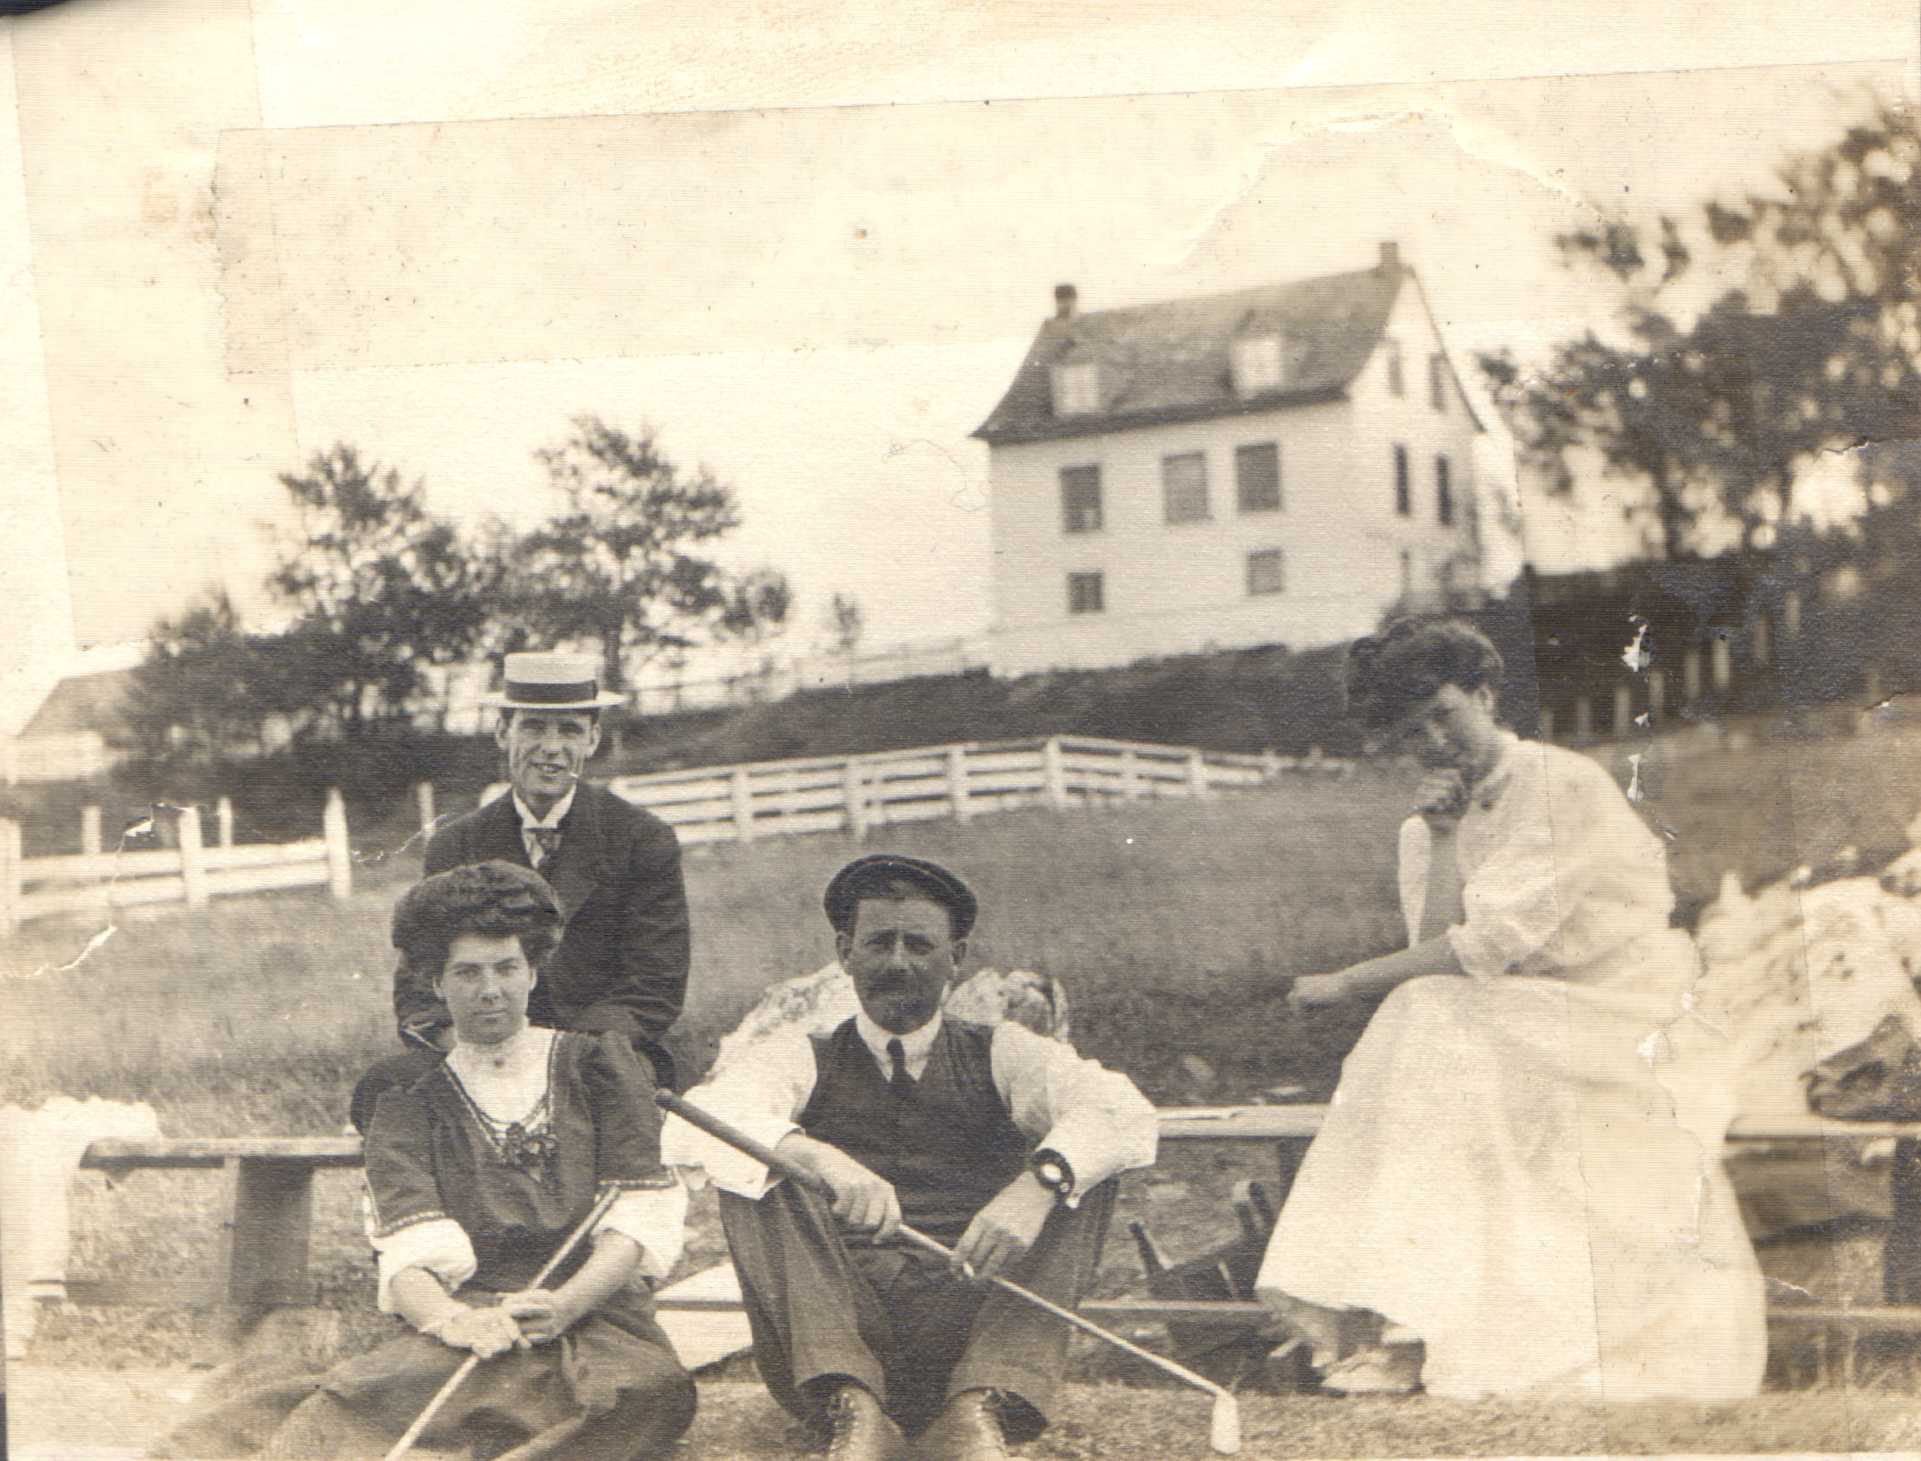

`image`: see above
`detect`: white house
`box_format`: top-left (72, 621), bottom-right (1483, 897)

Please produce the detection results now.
top-left (973, 244), bottom-right (1487, 675)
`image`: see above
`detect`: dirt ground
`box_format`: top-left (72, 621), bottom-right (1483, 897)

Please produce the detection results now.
top-left (16, 1364), bottom-right (1921, 1461)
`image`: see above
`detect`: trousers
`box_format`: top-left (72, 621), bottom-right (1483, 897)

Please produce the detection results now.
top-left (719, 1178), bottom-right (1113, 1441)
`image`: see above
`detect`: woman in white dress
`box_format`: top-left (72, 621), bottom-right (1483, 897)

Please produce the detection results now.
top-left (1258, 619), bottom-right (1766, 1402)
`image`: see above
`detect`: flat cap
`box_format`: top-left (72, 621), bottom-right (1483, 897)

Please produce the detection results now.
top-left (391, 860), bottom-right (564, 958)
top-left (823, 853), bottom-right (978, 938)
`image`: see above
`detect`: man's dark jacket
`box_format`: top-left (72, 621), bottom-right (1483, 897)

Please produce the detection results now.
top-left (395, 782), bottom-right (691, 1085)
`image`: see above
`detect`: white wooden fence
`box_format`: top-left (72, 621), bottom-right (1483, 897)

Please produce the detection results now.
top-left (0, 790), bottom-right (352, 933)
top-left (482, 736), bottom-right (1348, 847)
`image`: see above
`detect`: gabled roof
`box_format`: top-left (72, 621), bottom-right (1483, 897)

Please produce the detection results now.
top-left (19, 667), bottom-right (139, 738)
top-left (973, 261), bottom-right (1476, 445)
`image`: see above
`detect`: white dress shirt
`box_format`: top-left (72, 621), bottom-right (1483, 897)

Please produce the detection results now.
top-left (514, 786), bottom-right (576, 868)
top-left (664, 1010), bottom-right (1157, 1208)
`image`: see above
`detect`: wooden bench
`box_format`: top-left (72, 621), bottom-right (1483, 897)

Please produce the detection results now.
top-left (68, 1108), bottom-right (1921, 1343)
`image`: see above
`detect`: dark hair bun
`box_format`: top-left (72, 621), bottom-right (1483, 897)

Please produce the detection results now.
top-left (1345, 618), bottom-right (1505, 733)
top-left (392, 861), bottom-right (565, 978)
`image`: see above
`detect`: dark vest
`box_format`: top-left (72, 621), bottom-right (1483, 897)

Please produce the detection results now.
top-left (800, 1018), bottom-right (1031, 1239)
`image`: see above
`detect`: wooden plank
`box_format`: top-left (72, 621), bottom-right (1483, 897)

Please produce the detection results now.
top-left (198, 839), bottom-right (328, 871)
top-left (203, 863), bottom-right (332, 898)
top-left (221, 1157), bottom-right (316, 1311)
top-left (83, 1136), bottom-right (364, 1167)
top-left (19, 876), bottom-right (188, 917)
top-left (24, 846), bottom-right (183, 881)
top-left (63, 1278), bottom-right (321, 1309)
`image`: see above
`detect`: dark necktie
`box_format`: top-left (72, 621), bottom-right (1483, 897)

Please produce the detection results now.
top-left (886, 1038), bottom-right (915, 1099)
top-left (528, 827), bottom-right (563, 871)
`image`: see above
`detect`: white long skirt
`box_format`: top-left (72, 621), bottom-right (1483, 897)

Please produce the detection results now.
top-left (1257, 948), bottom-right (1767, 1402)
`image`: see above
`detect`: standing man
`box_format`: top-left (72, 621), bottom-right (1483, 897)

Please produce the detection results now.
top-left (351, 652), bottom-right (692, 1131)
top-left (668, 854), bottom-right (1156, 1461)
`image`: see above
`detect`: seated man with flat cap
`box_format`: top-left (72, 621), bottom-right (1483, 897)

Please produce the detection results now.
top-left (352, 651), bottom-right (692, 1132)
top-left (670, 854), bottom-right (1157, 1461)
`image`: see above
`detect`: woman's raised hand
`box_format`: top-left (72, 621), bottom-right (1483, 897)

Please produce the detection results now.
top-left (428, 1304), bottom-right (526, 1357)
top-left (1415, 769), bottom-right (1470, 827)
top-left (1287, 972), bottom-right (1353, 1012)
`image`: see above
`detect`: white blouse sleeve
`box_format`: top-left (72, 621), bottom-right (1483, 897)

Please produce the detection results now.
top-left (372, 1217), bottom-right (476, 1314)
top-left (597, 1178), bottom-right (689, 1281)
top-left (663, 1028), bottom-right (819, 1200)
top-left (1396, 815), bottom-right (1431, 948)
top-left (1446, 746), bottom-right (1618, 979)
top-left (991, 1022), bottom-right (1158, 1205)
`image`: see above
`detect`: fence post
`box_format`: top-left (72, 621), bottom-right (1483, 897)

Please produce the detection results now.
top-left (1260, 748), bottom-right (1281, 781)
top-left (1648, 669), bottom-right (1666, 723)
top-left (842, 759), bottom-right (868, 840)
top-left (1540, 705), bottom-right (1556, 742)
top-left (730, 767), bottom-right (756, 843)
top-left (1711, 633), bottom-right (1732, 691)
top-left (81, 805), bottom-right (102, 856)
top-left (179, 805), bottom-right (209, 909)
top-left (1683, 649), bottom-right (1702, 703)
top-left (0, 818), bottom-right (20, 933)
top-left (1042, 738), bottom-right (1068, 808)
top-left (1186, 747), bottom-right (1211, 800)
top-left (415, 782), bottom-right (436, 835)
top-left (216, 796), bottom-right (235, 848)
top-left (1612, 685), bottom-right (1633, 740)
top-left (946, 745), bottom-right (972, 822)
top-left (323, 789), bottom-right (352, 900)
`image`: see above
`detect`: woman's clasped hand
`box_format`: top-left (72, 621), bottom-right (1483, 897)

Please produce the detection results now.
top-left (427, 1304), bottom-right (526, 1358)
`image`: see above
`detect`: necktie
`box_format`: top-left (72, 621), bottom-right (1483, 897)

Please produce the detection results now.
top-left (886, 1038), bottom-right (914, 1098)
top-left (528, 827), bottom-right (563, 871)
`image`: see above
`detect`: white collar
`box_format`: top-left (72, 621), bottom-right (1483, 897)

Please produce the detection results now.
top-left (853, 1008), bottom-right (942, 1072)
top-left (447, 1023), bottom-right (555, 1085)
top-left (513, 785), bottom-right (576, 830)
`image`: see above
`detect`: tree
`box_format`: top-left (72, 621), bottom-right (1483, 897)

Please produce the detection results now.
top-left (123, 589), bottom-right (270, 764)
top-left (270, 444), bottom-right (498, 737)
top-left (1482, 100), bottom-right (1921, 558)
top-left (504, 415), bottom-right (790, 708)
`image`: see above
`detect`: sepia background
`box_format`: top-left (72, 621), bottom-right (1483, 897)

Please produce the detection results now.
top-left (4, 1), bottom-right (1921, 1456)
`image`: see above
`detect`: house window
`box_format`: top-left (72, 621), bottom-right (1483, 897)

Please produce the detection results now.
top-left (1067, 571), bottom-right (1105, 614)
top-left (1052, 362), bottom-right (1100, 416)
top-left (1247, 548), bottom-right (1285, 596)
top-left (1393, 445), bottom-right (1411, 516)
top-left (1162, 452), bottom-right (1210, 523)
top-left (1429, 353), bottom-right (1448, 412)
top-left (1385, 339), bottom-right (1405, 396)
top-left (1399, 548), bottom-right (1413, 598)
top-left (1235, 442), bottom-right (1281, 513)
top-left (1060, 464), bottom-right (1102, 533)
top-left (1436, 455), bottom-right (1454, 525)
top-left (1232, 335), bottom-right (1284, 396)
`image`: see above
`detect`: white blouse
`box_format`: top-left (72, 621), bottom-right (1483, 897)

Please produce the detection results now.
top-left (1398, 733), bottom-right (1680, 981)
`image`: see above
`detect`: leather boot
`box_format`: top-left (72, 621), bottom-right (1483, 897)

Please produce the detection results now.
top-left (917, 1389), bottom-right (1011, 1461)
top-left (822, 1383), bottom-right (905, 1461)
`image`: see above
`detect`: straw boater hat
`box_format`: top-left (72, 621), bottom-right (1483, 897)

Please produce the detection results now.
top-left (483, 651), bottom-right (626, 711)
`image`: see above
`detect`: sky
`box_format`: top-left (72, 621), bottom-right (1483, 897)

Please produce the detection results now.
top-left (1, 0), bottom-right (1915, 723)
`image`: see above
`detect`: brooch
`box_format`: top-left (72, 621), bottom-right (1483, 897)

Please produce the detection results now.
top-left (496, 1121), bottom-right (560, 1185)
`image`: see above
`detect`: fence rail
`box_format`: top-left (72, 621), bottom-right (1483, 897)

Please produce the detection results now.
top-left (0, 790), bottom-right (352, 933)
top-left (482, 736), bottom-right (1347, 848)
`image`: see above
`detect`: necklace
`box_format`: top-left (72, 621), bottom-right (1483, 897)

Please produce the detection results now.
top-left (444, 1033), bottom-right (562, 1186)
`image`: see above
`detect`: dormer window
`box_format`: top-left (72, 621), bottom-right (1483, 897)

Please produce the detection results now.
top-left (1232, 334), bottom-right (1284, 397)
top-left (1052, 362), bottom-right (1100, 416)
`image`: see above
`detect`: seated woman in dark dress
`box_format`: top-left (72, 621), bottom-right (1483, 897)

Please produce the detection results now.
top-left (156, 861), bottom-right (695, 1461)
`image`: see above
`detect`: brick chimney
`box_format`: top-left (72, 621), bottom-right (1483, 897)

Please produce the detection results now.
top-left (1378, 241), bottom-right (1401, 274)
top-left (1054, 283), bottom-right (1078, 320)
